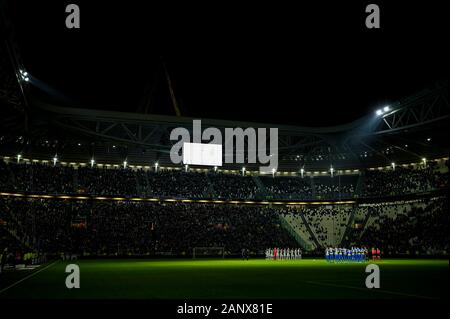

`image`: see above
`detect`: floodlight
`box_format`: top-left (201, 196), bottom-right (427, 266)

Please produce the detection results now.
top-left (383, 106), bottom-right (390, 112)
top-left (376, 109), bottom-right (383, 116)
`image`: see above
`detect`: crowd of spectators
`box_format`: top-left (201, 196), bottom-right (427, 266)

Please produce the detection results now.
top-left (363, 166), bottom-right (448, 197)
top-left (0, 159), bottom-right (13, 190)
top-left (260, 176), bottom-right (313, 200)
top-left (77, 167), bottom-right (138, 196)
top-left (314, 183), bottom-right (355, 199)
top-left (0, 160), bottom-right (447, 200)
top-left (208, 173), bottom-right (259, 199)
top-left (143, 170), bottom-right (210, 198)
top-left (0, 198), bottom-right (297, 256)
top-left (1, 196), bottom-right (447, 257)
top-left (355, 197), bottom-right (449, 255)
top-left (5, 162), bottom-right (75, 194)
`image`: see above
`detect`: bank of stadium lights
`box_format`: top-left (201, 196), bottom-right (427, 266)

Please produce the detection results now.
top-left (375, 105), bottom-right (391, 116)
top-left (19, 70), bottom-right (29, 82)
top-left (426, 138), bottom-right (432, 142)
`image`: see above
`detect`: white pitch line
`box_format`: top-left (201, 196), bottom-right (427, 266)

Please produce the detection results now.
top-left (305, 280), bottom-right (435, 299)
top-left (0, 260), bottom-right (59, 294)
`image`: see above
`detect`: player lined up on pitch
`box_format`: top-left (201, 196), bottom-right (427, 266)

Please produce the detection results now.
top-left (265, 247), bottom-right (302, 260)
top-left (325, 247), bottom-right (372, 263)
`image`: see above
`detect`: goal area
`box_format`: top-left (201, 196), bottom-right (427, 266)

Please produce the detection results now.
top-left (192, 247), bottom-right (225, 259)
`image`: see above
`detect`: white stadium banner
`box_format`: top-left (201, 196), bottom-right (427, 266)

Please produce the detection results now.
top-left (183, 142), bottom-right (222, 167)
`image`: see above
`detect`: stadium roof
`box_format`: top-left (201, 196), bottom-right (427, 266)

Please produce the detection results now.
top-left (2, 1), bottom-right (448, 127)
top-left (0, 81), bottom-right (447, 171)
top-left (1, 1), bottom-right (448, 171)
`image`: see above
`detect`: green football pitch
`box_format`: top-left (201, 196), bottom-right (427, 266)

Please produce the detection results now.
top-left (0, 259), bottom-right (448, 299)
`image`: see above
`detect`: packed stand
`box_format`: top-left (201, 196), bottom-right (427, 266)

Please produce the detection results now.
top-left (143, 170), bottom-right (210, 198)
top-left (77, 166), bottom-right (139, 196)
top-left (6, 162), bottom-right (75, 194)
top-left (314, 175), bottom-right (358, 199)
top-left (208, 173), bottom-right (258, 199)
top-left (349, 197), bottom-right (449, 255)
top-left (0, 198), bottom-right (297, 256)
top-left (363, 166), bottom-right (447, 197)
top-left (260, 176), bottom-right (313, 200)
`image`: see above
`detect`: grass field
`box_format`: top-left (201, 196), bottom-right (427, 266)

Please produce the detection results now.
top-left (0, 259), bottom-right (448, 299)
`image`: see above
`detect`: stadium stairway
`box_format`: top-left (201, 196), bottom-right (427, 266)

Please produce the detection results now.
top-left (355, 171), bottom-right (365, 197)
top-left (358, 207), bottom-right (373, 238)
top-left (299, 213), bottom-right (321, 249)
top-left (278, 213), bottom-right (316, 251)
top-left (340, 205), bottom-right (357, 247)
top-left (135, 174), bottom-right (145, 197)
top-left (73, 168), bottom-right (79, 191)
top-left (204, 174), bottom-right (217, 198)
top-left (251, 175), bottom-right (268, 198)
top-left (310, 177), bottom-right (317, 199)
top-left (5, 162), bottom-right (16, 187)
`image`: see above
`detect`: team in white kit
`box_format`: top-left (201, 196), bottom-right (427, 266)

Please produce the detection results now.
top-left (265, 247), bottom-right (302, 260)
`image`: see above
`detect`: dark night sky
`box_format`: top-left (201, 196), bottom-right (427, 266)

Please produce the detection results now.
top-left (7, 0), bottom-right (448, 126)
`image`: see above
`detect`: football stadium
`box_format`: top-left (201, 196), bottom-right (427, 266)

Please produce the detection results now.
top-left (0, 0), bottom-right (448, 310)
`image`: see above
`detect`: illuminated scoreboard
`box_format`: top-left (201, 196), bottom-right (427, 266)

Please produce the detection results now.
top-left (183, 142), bottom-right (222, 167)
